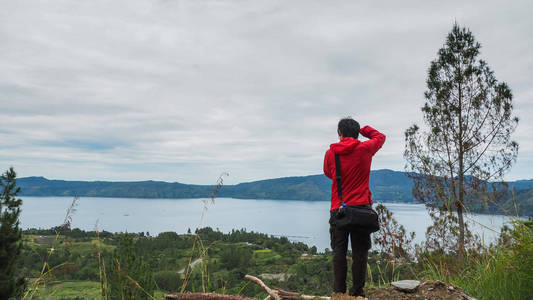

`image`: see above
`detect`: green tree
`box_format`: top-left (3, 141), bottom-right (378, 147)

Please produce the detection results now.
top-left (404, 24), bottom-right (519, 261)
top-left (219, 246), bottom-right (252, 270)
top-left (106, 235), bottom-right (155, 300)
top-left (373, 204), bottom-right (415, 262)
top-left (153, 270), bottom-right (183, 292)
top-left (0, 167), bottom-right (26, 299)
top-left (422, 205), bottom-right (481, 254)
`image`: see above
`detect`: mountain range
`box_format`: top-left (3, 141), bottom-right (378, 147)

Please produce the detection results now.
top-left (17, 169), bottom-right (533, 216)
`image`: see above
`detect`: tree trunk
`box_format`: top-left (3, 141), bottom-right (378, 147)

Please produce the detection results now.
top-left (457, 78), bottom-right (466, 264)
top-left (456, 199), bottom-right (465, 263)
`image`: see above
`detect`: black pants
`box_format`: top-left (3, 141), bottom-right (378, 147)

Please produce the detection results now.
top-left (329, 210), bottom-right (371, 296)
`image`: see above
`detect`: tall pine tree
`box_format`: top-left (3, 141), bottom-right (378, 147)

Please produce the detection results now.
top-left (404, 24), bottom-right (519, 262)
top-left (0, 167), bottom-right (25, 298)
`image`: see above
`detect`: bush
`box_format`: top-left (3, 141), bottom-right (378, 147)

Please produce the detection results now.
top-left (219, 246), bottom-right (252, 270)
top-left (105, 235), bottom-right (155, 299)
top-left (419, 220), bottom-right (533, 299)
top-left (461, 220), bottom-right (533, 299)
top-left (154, 270), bottom-right (183, 292)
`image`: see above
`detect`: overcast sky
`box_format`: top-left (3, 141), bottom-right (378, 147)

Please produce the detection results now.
top-left (1, 0), bottom-right (531, 185)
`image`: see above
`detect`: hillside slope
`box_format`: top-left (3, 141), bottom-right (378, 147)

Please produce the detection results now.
top-left (16, 170), bottom-right (533, 215)
top-left (17, 169), bottom-right (415, 202)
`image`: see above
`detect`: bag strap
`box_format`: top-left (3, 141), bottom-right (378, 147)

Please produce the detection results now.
top-left (334, 154), bottom-right (344, 204)
top-left (334, 153), bottom-right (372, 206)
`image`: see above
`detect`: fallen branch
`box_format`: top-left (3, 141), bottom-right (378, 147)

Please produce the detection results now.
top-left (244, 274), bottom-right (280, 300)
top-left (165, 293), bottom-right (254, 300)
top-left (244, 274), bottom-right (330, 300)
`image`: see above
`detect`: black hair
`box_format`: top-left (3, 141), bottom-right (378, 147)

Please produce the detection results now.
top-left (337, 117), bottom-right (360, 139)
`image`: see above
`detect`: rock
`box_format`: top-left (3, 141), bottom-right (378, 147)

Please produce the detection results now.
top-left (391, 280), bottom-right (421, 293)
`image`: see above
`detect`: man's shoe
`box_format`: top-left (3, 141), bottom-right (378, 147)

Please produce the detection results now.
top-left (348, 287), bottom-right (365, 298)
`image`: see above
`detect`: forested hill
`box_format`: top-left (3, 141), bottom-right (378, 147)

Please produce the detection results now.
top-left (16, 169), bottom-right (532, 201)
top-left (17, 169), bottom-right (417, 202)
top-left (221, 169), bottom-right (416, 202)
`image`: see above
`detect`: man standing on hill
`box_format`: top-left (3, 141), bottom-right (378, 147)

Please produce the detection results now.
top-left (323, 117), bottom-right (386, 297)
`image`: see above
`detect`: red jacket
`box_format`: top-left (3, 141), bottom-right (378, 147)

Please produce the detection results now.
top-left (323, 126), bottom-right (386, 210)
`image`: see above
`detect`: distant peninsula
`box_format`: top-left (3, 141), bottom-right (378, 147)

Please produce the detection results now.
top-left (17, 169), bottom-right (533, 216)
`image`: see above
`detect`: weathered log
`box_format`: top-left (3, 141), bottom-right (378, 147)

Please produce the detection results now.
top-left (244, 274), bottom-right (330, 300)
top-left (164, 293), bottom-right (254, 300)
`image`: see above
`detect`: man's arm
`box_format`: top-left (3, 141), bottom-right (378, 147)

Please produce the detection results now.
top-left (323, 150), bottom-right (333, 179)
top-left (360, 126), bottom-right (386, 155)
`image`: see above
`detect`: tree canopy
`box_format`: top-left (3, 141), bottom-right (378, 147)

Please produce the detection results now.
top-left (404, 23), bottom-right (519, 259)
top-left (0, 167), bottom-right (25, 299)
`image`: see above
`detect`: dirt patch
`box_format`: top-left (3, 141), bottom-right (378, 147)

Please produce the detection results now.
top-left (333, 281), bottom-right (476, 300)
top-left (332, 293), bottom-right (366, 300)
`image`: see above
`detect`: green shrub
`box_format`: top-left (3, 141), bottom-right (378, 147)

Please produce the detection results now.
top-left (219, 246), bottom-right (252, 270)
top-left (419, 220), bottom-right (533, 299)
top-left (154, 270), bottom-right (183, 292)
top-left (461, 220), bottom-right (533, 299)
top-left (105, 235), bottom-right (155, 299)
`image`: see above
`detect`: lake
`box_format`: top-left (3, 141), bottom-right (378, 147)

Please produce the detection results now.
top-left (19, 196), bottom-right (514, 251)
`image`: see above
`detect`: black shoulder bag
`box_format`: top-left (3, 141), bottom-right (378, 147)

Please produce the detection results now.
top-left (333, 153), bottom-right (380, 233)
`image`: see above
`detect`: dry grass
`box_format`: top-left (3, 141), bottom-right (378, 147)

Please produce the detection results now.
top-left (23, 196), bottom-right (79, 300)
top-left (180, 172), bottom-right (229, 294)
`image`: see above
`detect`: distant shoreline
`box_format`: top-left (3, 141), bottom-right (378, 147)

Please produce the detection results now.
top-left (19, 195), bottom-right (526, 218)
top-left (16, 171), bottom-right (533, 217)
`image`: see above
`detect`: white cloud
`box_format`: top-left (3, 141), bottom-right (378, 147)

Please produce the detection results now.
top-left (1, 0), bottom-right (532, 184)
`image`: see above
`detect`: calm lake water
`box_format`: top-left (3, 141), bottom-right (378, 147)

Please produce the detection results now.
top-left (20, 196), bottom-right (514, 251)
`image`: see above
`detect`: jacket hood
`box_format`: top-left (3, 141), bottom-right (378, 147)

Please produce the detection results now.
top-left (329, 137), bottom-right (360, 154)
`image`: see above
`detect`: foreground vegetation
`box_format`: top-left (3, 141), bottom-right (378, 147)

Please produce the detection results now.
top-left (13, 217), bottom-right (532, 300)
top-left (19, 227), bottom-right (317, 299)
top-left (424, 220), bottom-right (533, 299)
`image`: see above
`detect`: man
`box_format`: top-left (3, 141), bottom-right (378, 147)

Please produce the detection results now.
top-left (323, 117), bottom-right (386, 297)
